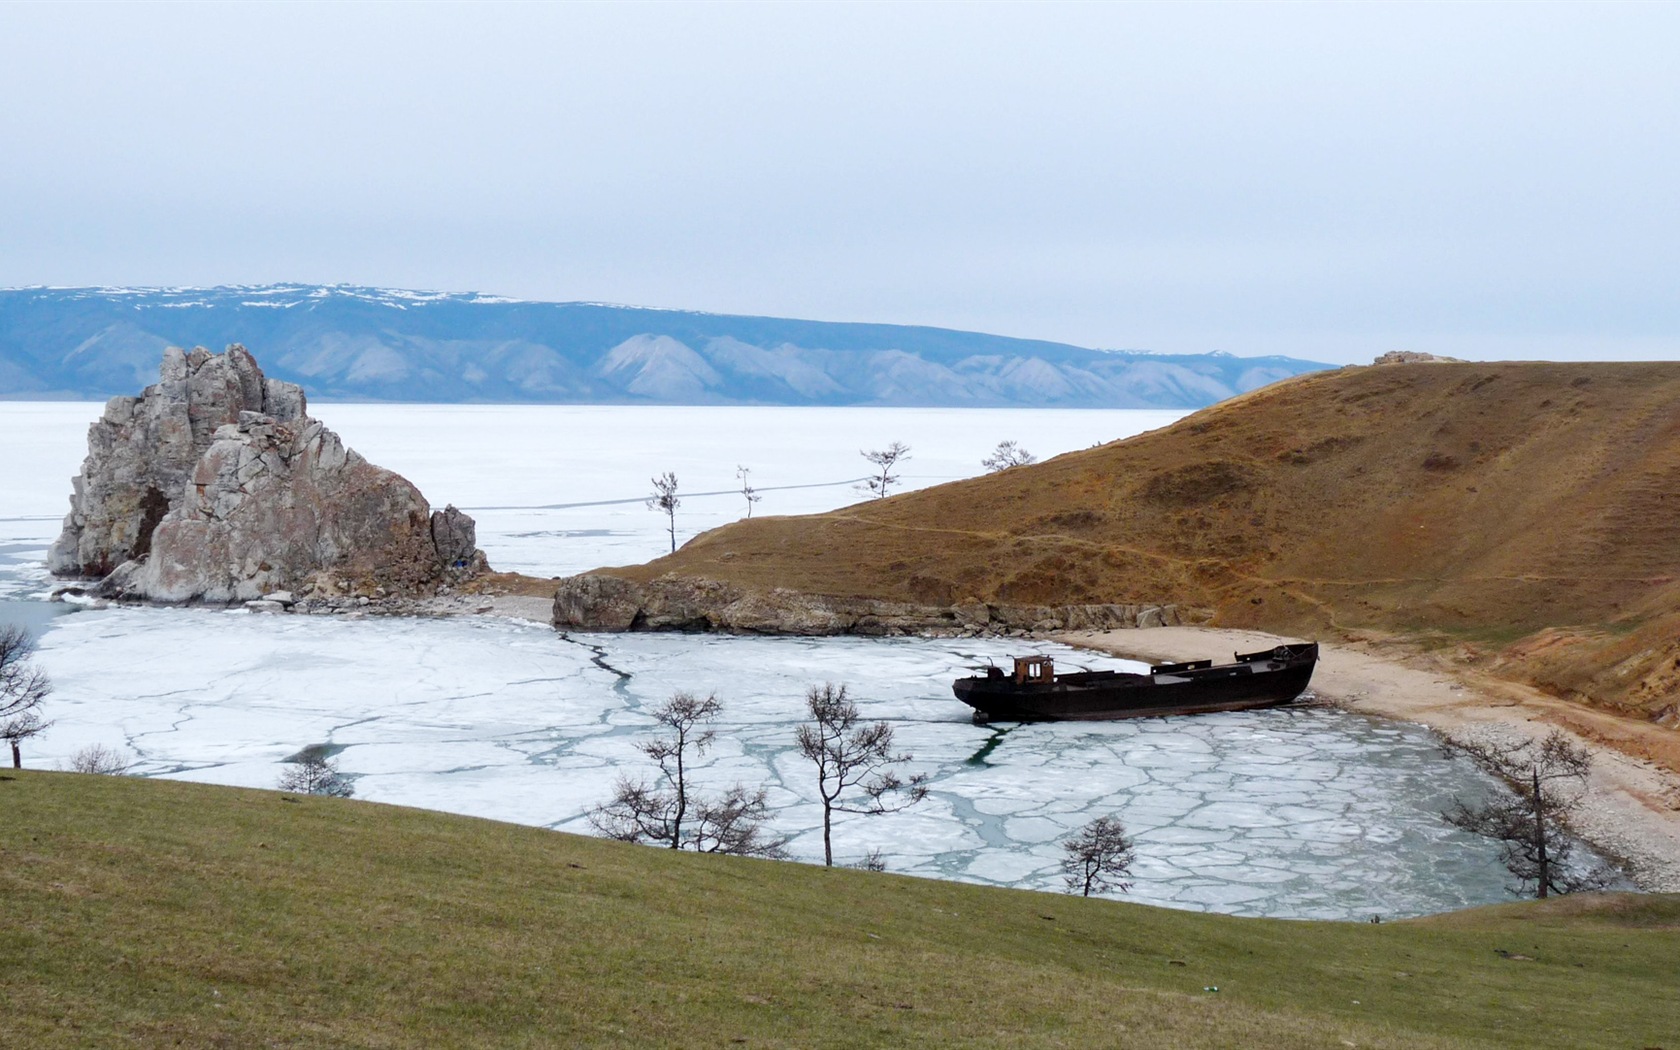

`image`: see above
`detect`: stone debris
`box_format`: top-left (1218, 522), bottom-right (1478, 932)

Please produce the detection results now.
top-left (48, 344), bottom-right (486, 603)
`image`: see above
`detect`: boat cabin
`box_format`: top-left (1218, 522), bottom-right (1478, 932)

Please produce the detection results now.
top-left (1013, 655), bottom-right (1055, 685)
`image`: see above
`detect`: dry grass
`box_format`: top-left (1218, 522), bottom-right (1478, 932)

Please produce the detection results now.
top-left (463, 570), bottom-right (567, 597)
top-left (5, 770), bottom-right (1679, 1048)
top-left (571, 362), bottom-right (1680, 719)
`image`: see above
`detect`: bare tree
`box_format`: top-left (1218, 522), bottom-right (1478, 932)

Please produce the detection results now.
top-left (647, 471), bottom-right (681, 553)
top-left (0, 625), bottom-right (52, 769)
top-left (1061, 815), bottom-right (1136, 897)
top-left (590, 691), bottom-right (787, 858)
top-left (689, 783), bottom-right (787, 858)
top-left (736, 465), bottom-right (762, 518)
top-left (981, 440), bottom-right (1037, 473)
top-left (1442, 730), bottom-right (1613, 898)
top-left (596, 691), bottom-right (718, 849)
top-left (278, 752), bottom-right (355, 797)
top-left (794, 683), bottom-right (928, 866)
top-left (859, 442), bottom-right (910, 499)
top-left (69, 743), bottom-right (132, 775)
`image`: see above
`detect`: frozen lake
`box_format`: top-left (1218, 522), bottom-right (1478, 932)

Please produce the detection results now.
top-left (0, 400), bottom-right (1188, 583)
top-left (1, 401), bottom-right (1522, 918)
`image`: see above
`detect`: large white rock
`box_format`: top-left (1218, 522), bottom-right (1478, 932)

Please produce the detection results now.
top-left (50, 344), bottom-right (484, 602)
top-left (48, 344), bottom-right (301, 577)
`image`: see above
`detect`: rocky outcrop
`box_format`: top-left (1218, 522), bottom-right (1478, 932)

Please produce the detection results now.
top-left (48, 344), bottom-right (305, 576)
top-left (1372, 351), bottom-right (1465, 365)
top-left (49, 344), bottom-right (485, 603)
top-left (429, 505), bottom-right (479, 568)
top-left (552, 572), bottom-right (1189, 637)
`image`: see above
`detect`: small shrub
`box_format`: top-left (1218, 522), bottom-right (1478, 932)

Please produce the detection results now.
top-left (278, 753), bottom-right (355, 797)
top-left (69, 743), bottom-right (132, 775)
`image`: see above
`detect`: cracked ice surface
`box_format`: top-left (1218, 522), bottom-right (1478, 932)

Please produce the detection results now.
top-left (1, 401), bottom-right (1533, 918)
top-left (26, 607), bottom-right (1519, 919)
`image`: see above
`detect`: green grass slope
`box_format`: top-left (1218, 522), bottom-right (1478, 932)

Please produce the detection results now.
top-left (5, 771), bottom-right (1677, 1049)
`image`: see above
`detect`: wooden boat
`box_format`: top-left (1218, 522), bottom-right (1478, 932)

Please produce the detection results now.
top-left (952, 642), bottom-right (1319, 722)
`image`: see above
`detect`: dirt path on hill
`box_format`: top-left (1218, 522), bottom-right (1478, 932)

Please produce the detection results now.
top-left (1057, 626), bottom-right (1680, 893)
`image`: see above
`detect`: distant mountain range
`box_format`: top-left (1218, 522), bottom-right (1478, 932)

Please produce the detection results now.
top-left (0, 285), bottom-right (1331, 407)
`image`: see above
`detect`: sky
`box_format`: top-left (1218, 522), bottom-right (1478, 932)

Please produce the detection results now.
top-left (2, 1), bottom-right (1676, 365)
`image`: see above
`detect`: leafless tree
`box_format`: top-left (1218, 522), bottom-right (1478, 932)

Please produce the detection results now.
top-left (794, 683), bottom-right (928, 866)
top-left (278, 752), bottom-right (355, 797)
top-left (859, 442), bottom-right (910, 499)
top-left (688, 783), bottom-right (787, 857)
top-left (69, 743), bottom-right (132, 775)
top-left (1, 625), bottom-right (52, 769)
top-left (981, 440), bottom-right (1037, 473)
top-left (647, 471), bottom-right (680, 553)
top-left (594, 691), bottom-right (718, 849)
top-left (1442, 729), bottom-right (1613, 898)
top-left (590, 691), bottom-right (787, 858)
top-left (736, 465), bottom-right (762, 518)
top-left (1061, 815), bottom-right (1136, 897)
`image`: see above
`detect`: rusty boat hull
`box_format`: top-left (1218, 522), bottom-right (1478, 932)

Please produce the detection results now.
top-left (952, 643), bottom-right (1319, 722)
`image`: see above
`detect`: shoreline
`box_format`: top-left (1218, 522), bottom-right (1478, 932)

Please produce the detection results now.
top-left (30, 584), bottom-right (1680, 893)
top-left (454, 598), bottom-right (1680, 893)
top-left (1057, 625), bottom-right (1680, 893)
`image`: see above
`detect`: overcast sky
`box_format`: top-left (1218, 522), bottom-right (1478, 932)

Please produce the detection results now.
top-left (2, 2), bottom-right (1676, 364)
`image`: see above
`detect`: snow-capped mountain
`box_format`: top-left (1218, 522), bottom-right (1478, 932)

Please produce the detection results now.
top-left (0, 285), bottom-right (1330, 406)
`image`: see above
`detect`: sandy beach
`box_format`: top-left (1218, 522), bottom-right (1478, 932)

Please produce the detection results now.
top-left (1059, 626), bottom-right (1680, 893)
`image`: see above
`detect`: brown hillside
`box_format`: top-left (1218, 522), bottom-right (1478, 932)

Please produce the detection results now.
top-left (594, 361), bottom-right (1680, 719)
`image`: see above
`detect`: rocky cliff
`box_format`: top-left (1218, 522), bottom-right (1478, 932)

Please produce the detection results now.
top-left (552, 572), bottom-right (1188, 637)
top-left (49, 344), bottom-right (484, 603)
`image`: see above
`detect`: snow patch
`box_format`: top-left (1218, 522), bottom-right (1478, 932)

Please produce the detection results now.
top-left (596, 335), bottom-right (723, 400)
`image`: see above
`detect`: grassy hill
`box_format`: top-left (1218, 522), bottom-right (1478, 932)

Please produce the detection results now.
top-left (587, 361), bottom-right (1680, 723)
top-left (5, 770), bottom-right (1678, 1049)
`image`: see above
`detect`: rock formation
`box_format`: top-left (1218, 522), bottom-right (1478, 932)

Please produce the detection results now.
top-left (49, 344), bottom-right (485, 603)
top-left (552, 572), bottom-right (1187, 637)
top-left (429, 504), bottom-right (479, 569)
top-left (1372, 350), bottom-right (1464, 365)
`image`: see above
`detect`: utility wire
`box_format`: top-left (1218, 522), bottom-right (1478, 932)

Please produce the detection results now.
top-left (466, 474), bottom-right (963, 512)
